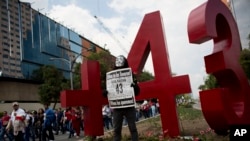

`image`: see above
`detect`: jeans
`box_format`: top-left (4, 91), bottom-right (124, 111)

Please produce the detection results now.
top-left (67, 121), bottom-right (74, 138)
top-left (24, 126), bottom-right (31, 141)
top-left (0, 126), bottom-right (13, 141)
top-left (103, 115), bottom-right (110, 130)
top-left (29, 126), bottom-right (36, 141)
top-left (113, 107), bottom-right (138, 141)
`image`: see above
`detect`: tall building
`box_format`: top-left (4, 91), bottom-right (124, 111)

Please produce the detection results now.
top-left (0, 0), bottom-right (110, 101)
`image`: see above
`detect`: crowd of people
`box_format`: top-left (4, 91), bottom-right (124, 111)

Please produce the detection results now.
top-left (0, 99), bottom-right (160, 141)
top-left (102, 99), bottom-right (160, 130)
top-left (0, 102), bottom-right (85, 141)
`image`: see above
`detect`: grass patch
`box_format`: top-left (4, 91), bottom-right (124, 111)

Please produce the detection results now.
top-left (85, 106), bottom-right (229, 141)
top-left (177, 105), bottom-right (203, 120)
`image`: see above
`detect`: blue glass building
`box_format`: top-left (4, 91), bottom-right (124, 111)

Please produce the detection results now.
top-left (0, 0), bottom-right (113, 102)
top-left (0, 0), bottom-right (98, 80)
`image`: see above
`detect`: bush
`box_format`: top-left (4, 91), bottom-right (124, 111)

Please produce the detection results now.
top-left (0, 111), bottom-right (3, 118)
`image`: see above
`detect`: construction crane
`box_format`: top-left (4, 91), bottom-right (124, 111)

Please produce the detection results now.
top-left (94, 15), bottom-right (128, 54)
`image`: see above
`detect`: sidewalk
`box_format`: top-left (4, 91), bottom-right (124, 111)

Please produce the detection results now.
top-left (192, 99), bottom-right (201, 110)
top-left (40, 115), bottom-right (161, 141)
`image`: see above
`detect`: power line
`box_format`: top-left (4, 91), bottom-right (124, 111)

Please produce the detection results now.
top-left (94, 15), bottom-right (128, 54)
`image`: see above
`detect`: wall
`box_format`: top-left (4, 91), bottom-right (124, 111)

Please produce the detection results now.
top-left (0, 81), bottom-right (39, 101)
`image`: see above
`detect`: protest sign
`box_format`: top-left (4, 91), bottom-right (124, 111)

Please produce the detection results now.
top-left (106, 68), bottom-right (136, 109)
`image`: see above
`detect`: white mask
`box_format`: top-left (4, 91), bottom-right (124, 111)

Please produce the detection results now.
top-left (115, 56), bottom-right (125, 67)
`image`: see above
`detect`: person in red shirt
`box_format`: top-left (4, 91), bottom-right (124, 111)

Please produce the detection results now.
top-left (64, 107), bottom-right (74, 138)
top-left (71, 107), bottom-right (82, 138)
top-left (0, 111), bottom-right (14, 141)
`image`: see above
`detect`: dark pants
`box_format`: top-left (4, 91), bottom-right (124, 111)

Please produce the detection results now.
top-left (103, 115), bottom-right (110, 130)
top-left (14, 131), bottom-right (24, 141)
top-left (37, 126), bottom-right (42, 141)
top-left (29, 126), bottom-right (36, 141)
top-left (42, 125), bottom-right (54, 141)
top-left (56, 121), bottom-right (64, 134)
top-left (113, 107), bottom-right (138, 141)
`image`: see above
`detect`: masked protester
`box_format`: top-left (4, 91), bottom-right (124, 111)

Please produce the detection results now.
top-left (103, 55), bottom-right (140, 141)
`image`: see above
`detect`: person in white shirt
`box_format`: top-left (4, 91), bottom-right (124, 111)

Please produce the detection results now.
top-left (102, 105), bottom-right (112, 130)
top-left (6, 102), bottom-right (26, 141)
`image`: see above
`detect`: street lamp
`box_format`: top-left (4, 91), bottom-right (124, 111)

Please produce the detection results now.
top-left (49, 58), bottom-right (73, 90)
top-left (49, 48), bottom-right (94, 90)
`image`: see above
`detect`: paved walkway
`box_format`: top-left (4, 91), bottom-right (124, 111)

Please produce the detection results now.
top-left (38, 115), bottom-right (161, 141)
top-left (192, 99), bottom-right (201, 110)
top-left (52, 133), bottom-right (83, 141)
top-left (35, 132), bottom-right (86, 141)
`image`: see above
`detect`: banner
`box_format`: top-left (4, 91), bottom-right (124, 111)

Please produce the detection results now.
top-left (106, 68), bottom-right (136, 109)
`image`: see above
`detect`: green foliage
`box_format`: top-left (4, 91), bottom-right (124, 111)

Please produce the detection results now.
top-left (138, 70), bottom-right (154, 82)
top-left (198, 75), bottom-right (219, 90)
top-left (32, 65), bottom-right (68, 106)
top-left (239, 48), bottom-right (250, 79)
top-left (199, 47), bottom-right (250, 94)
top-left (0, 112), bottom-right (3, 118)
top-left (72, 62), bottom-right (81, 89)
top-left (177, 106), bottom-right (203, 120)
top-left (30, 67), bottom-right (44, 83)
top-left (87, 50), bottom-right (115, 89)
top-left (176, 94), bottom-right (194, 108)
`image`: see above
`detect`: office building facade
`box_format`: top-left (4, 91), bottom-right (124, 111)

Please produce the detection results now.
top-left (0, 0), bottom-right (109, 101)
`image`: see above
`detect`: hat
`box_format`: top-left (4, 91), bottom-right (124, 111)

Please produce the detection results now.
top-left (12, 102), bottom-right (19, 106)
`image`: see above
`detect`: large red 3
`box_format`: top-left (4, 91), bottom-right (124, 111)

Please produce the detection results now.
top-left (188, 0), bottom-right (250, 134)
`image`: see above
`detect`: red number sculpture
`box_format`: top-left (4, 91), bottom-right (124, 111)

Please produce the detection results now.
top-left (188, 0), bottom-right (250, 134)
top-left (61, 11), bottom-right (191, 138)
top-left (61, 61), bottom-right (108, 136)
top-left (128, 11), bottom-right (191, 137)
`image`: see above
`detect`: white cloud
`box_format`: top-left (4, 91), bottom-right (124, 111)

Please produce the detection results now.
top-left (20, 0), bottom-right (49, 12)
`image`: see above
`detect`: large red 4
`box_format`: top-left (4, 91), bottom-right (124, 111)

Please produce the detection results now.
top-left (128, 11), bottom-right (191, 137)
top-left (188, 0), bottom-right (250, 134)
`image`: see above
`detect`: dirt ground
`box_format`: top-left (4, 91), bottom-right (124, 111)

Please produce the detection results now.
top-left (103, 116), bottom-right (229, 141)
top-left (121, 117), bottom-right (210, 137)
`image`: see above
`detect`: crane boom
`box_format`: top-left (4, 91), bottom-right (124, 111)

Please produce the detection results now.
top-left (94, 15), bottom-right (128, 54)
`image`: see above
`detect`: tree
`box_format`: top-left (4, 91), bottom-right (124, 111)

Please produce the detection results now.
top-left (86, 50), bottom-right (156, 89)
top-left (198, 74), bottom-right (219, 91)
top-left (137, 71), bottom-right (154, 82)
top-left (239, 48), bottom-right (250, 79)
top-left (87, 50), bottom-right (115, 89)
top-left (199, 33), bottom-right (250, 90)
top-left (32, 65), bottom-right (68, 108)
top-left (72, 62), bottom-right (81, 90)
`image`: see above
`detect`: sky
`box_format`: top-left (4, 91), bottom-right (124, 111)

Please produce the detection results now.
top-left (20, 0), bottom-right (249, 99)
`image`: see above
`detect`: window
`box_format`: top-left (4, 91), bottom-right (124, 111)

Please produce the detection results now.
top-left (10, 63), bottom-right (15, 66)
top-left (3, 54), bottom-right (9, 58)
top-left (1, 17), bottom-right (8, 21)
top-left (1, 24), bottom-right (8, 28)
top-left (1, 11), bottom-right (7, 15)
top-left (3, 48), bottom-right (9, 52)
